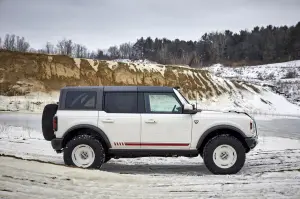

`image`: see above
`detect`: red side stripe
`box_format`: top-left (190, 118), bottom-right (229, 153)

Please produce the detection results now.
top-left (124, 142), bottom-right (140, 146)
top-left (125, 142), bottom-right (189, 146)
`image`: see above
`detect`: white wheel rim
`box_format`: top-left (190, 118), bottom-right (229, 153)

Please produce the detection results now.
top-left (71, 144), bottom-right (95, 168)
top-left (213, 144), bottom-right (237, 169)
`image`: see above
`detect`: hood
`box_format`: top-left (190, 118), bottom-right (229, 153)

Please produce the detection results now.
top-left (197, 108), bottom-right (255, 120)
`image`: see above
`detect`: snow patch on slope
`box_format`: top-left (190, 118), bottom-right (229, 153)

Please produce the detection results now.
top-left (193, 89), bottom-right (300, 116)
top-left (194, 90), bottom-right (300, 116)
top-left (87, 59), bottom-right (99, 71)
top-left (132, 63), bottom-right (166, 76)
top-left (106, 61), bottom-right (117, 70)
top-left (205, 60), bottom-right (300, 102)
top-left (207, 60), bottom-right (300, 80)
top-left (73, 58), bottom-right (81, 68)
top-left (205, 60), bottom-right (300, 107)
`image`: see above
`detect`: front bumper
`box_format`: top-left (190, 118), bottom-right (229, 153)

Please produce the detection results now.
top-left (51, 138), bottom-right (63, 151)
top-left (245, 137), bottom-right (258, 149)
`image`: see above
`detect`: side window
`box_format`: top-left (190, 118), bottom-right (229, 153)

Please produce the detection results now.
top-left (144, 93), bottom-right (182, 113)
top-left (65, 91), bottom-right (97, 110)
top-left (103, 92), bottom-right (138, 113)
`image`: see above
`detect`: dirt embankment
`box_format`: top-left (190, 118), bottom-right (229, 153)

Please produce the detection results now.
top-left (0, 50), bottom-right (260, 99)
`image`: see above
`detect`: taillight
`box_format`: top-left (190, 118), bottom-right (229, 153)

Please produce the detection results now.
top-left (53, 116), bottom-right (57, 131)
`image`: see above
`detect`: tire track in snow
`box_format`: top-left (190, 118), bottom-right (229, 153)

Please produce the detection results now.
top-left (1, 156), bottom-right (300, 199)
top-left (1, 141), bottom-right (300, 177)
top-left (1, 135), bottom-right (300, 199)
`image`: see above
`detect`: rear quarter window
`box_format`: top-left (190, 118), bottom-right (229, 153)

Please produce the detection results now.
top-left (65, 91), bottom-right (97, 110)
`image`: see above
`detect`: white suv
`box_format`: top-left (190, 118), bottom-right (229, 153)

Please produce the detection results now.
top-left (42, 86), bottom-right (258, 174)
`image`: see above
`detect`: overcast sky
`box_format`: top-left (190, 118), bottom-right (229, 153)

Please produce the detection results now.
top-left (0, 0), bottom-right (300, 51)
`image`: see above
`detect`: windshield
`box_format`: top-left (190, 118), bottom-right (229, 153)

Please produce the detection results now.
top-left (173, 89), bottom-right (190, 104)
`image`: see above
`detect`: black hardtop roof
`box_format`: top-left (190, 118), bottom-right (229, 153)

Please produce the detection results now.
top-left (61, 85), bottom-right (175, 92)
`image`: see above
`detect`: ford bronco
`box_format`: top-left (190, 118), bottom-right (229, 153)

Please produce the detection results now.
top-left (42, 86), bottom-right (258, 174)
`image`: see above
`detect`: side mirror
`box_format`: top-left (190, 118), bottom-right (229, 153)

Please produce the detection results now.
top-left (183, 104), bottom-right (197, 114)
top-left (192, 104), bottom-right (196, 110)
top-left (183, 104), bottom-right (193, 110)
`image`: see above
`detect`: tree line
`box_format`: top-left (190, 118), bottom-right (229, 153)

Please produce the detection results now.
top-left (0, 21), bottom-right (299, 67)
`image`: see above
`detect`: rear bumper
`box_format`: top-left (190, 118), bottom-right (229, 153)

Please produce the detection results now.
top-left (51, 138), bottom-right (63, 151)
top-left (245, 137), bottom-right (258, 149)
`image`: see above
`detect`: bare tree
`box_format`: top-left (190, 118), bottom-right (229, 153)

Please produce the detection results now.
top-left (16, 36), bottom-right (30, 52)
top-left (45, 42), bottom-right (55, 54)
top-left (73, 43), bottom-right (88, 58)
top-left (4, 34), bottom-right (16, 51)
top-left (0, 37), bottom-right (2, 49)
top-left (2, 34), bottom-right (30, 52)
top-left (119, 42), bottom-right (133, 59)
top-left (56, 39), bottom-right (73, 56)
top-left (107, 46), bottom-right (120, 59)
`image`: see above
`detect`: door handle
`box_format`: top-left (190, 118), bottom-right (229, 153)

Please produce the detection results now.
top-left (145, 119), bottom-right (156, 123)
top-left (102, 119), bottom-right (114, 123)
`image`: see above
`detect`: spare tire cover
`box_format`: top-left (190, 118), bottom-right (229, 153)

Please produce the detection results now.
top-left (42, 104), bottom-right (58, 141)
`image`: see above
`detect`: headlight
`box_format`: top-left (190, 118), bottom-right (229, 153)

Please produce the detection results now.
top-left (250, 119), bottom-right (257, 136)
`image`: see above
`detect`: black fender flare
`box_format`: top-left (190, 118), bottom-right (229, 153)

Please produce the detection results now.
top-left (196, 124), bottom-right (247, 149)
top-left (62, 124), bottom-right (112, 148)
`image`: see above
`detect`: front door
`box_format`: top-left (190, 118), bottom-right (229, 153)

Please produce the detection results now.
top-left (140, 92), bottom-right (192, 149)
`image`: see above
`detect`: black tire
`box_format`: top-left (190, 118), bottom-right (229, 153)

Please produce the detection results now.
top-left (203, 134), bottom-right (246, 175)
top-left (63, 134), bottom-right (106, 169)
top-left (104, 156), bottom-right (111, 163)
top-left (41, 103), bottom-right (58, 141)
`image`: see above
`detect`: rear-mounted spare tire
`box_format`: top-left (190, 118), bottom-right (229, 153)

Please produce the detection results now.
top-left (42, 103), bottom-right (58, 141)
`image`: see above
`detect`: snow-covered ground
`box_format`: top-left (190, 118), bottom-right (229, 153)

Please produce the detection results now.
top-left (1, 123), bottom-right (300, 198)
top-left (205, 60), bottom-right (300, 106)
top-left (0, 91), bottom-right (59, 113)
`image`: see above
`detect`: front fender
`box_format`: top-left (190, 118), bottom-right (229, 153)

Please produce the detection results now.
top-left (196, 124), bottom-right (247, 149)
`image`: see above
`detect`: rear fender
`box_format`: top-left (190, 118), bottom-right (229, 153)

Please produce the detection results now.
top-left (61, 124), bottom-right (112, 149)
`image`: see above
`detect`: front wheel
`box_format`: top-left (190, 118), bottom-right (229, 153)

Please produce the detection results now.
top-left (63, 135), bottom-right (106, 169)
top-left (203, 134), bottom-right (246, 174)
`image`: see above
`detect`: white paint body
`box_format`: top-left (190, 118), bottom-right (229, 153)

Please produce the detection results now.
top-left (54, 89), bottom-right (258, 150)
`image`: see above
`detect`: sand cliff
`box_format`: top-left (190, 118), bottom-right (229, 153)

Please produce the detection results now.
top-left (0, 50), bottom-right (260, 100)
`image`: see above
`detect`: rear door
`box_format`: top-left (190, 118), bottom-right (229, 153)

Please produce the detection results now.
top-left (98, 91), bottom-right (141, 149)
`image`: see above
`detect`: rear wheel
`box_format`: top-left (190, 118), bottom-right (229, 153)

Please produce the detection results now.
top-left (63, 135), bottom-right (106, 169)
top-left (41, 103), bottom-right (58, 141)
top-left (202, 134), bottom-right (246, 174)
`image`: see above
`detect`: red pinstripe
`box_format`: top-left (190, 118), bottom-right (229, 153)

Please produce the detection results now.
top-left (124, 142), bottom-right (189, 146)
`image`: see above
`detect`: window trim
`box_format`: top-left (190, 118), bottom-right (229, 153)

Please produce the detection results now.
top-left (143, 92), bottom-right (183, 114)
top-left (102, 91), bottom-right (139, 114)
top-left (173, 88), bottom-right (190, 104)
top-left (64, 90), bottom-right (97, 110)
